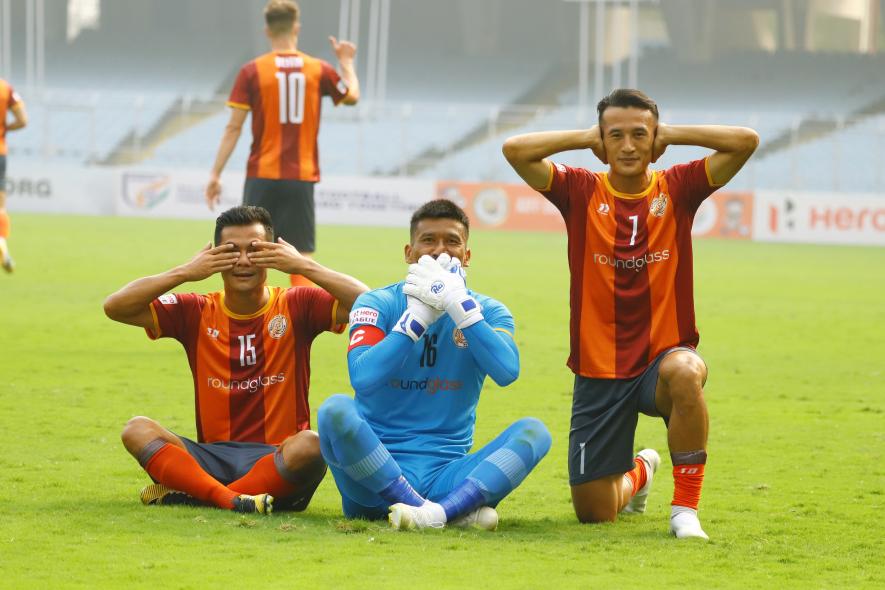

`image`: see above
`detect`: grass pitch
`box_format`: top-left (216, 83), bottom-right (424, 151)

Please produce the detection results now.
top-left (0, 213), bottom-right (883, 589)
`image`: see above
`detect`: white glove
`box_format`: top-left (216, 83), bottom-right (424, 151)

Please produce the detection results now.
top-left (403, 255), bottom-right (483, 329)
top-left (436, 253), bottom-right (467, 281)
top-left (393, 262), bottom-right (444, 341)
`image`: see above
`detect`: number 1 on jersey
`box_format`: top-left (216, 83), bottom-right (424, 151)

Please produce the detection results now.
top-left (275, 71), bottom-right (306, 124)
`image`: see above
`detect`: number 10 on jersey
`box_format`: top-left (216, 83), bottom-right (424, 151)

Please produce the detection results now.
top-left (275, 71), bottom-right (306, 124)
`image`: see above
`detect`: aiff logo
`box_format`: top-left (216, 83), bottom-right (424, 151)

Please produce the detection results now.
top-left (122, 173), bottom-right (171, 210)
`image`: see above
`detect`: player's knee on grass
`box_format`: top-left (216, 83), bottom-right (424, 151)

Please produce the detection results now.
top-left (317, 394), bottom-right (360, 438)
top-left (279, 430), bottom-right (327, 481)
top-left (511, 417), bottom-right (553, 459)
top-left (571, 475), bottom-right (623, 523)
top-left (120, 416), bottom-right (165, 456)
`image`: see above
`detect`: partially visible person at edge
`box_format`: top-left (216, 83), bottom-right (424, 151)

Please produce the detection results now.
top-left (0, 78), bottom-right (28, 273)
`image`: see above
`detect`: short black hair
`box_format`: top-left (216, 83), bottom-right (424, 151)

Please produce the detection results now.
top-left (597, 88), bottom-right (659, 126)
top-left (214, 205), bottom-right (274, 245)
top-left (409, 199), bottom-right (470, 240)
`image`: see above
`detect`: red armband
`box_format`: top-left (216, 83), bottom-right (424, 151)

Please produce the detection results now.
top-left (348, 325), bottom-right (385, 351)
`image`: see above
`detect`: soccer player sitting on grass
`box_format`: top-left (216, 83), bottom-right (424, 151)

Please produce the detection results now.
top-left (104, 205), bottom-right (367, 514)
top-left (503, 89), bottom-right (758, 539)
top-left (317, 199), bottom-right (551, 530)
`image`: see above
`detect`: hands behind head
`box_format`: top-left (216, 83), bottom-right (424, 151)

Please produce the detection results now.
top-left (588, 125), bottom-right (608, 164)
top-left (246, 237), bottom-right (306, 275)
top-left (652, 122), bottom-right (668, 163)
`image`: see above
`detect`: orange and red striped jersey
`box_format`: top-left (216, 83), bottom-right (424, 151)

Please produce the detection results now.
top-left (541, 158), bottom-right (718, 379)
top-left (0, 79), bottom-right (21, 156)
top-left (228, 51), bottom-right (348, 182)
top-left (147, 286), bottom-right (345, 444)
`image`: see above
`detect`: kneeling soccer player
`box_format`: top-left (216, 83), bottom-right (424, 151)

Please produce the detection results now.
top-left (104, 205), bottom-right (367, 514)
top-left (504, 89), bottom-right (759, 539)
top-left (318, 199), bottom-right (551, 530)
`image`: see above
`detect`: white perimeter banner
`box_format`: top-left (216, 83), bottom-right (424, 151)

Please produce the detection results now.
top-left (315, 176), bottom-right (435, 226)
top-left (5, 162), bottom-right (117, 215)
top-left (754, 191), bottom-right (885, 246)
top-left (113, 169), bottom-right (434, 227)
top-left (115, 169), bottom-right (243, 220)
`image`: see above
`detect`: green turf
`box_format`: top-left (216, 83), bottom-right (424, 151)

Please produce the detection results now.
top-left (0, 213), bottom-right (882, 589)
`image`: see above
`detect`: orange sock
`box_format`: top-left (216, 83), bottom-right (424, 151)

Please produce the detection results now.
top-left (228, 452), bottom-right (298, 498)
top-left (289, 273), bottom-right (315, 288)
top-left (625, 456), bottom-right (649, 497)
top-left (144, 443), bottom-right (238, 509)
top-left (0, 211), bottom-right (10, 238)
top-left (672, 463), bottom-right (705, 510)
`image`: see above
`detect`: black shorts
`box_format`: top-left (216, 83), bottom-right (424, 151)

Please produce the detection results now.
top-left (568, 347), bottom-right (703, 485)
top-left (178, 435), bottom-right (320, 511)
top-left (243, 177), bottom-right (316, 252)
top-left (179, 436), bottom-right (276, 485)
top-left (0, 155), bottom-right (6, 187)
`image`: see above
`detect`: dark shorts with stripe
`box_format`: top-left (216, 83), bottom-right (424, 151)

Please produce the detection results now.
top-left (243, 177), bottom-right (316, 252)
top-left (179, 436), bottom-right (276, 485)
top-left (177, 435), bottom-right (319, 511)
top-left (0, 155), bottom-right (6, 187)
top-left (568, 346), bottom-right (703, 485)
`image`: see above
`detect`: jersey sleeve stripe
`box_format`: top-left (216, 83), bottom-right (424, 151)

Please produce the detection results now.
top-left (493, 327), bottom-right (514, 338)
top-left (226, 101), bottom-right (251, 111)
top-left (538, 160), bottom-right (555, 192)
top-left (329, 299), bottom-right (342, 331)
top-left (146, 301), bottom-right (162, 339)
top-left (703, 156), bottom-right (724, 187)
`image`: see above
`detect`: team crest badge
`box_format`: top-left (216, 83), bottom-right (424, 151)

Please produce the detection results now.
top-left (267, 315), bottom-right (288, 339)
top-left (452, 328), bottom-right (468, 349)
top-left (649, 193), bottom-right (668, 217)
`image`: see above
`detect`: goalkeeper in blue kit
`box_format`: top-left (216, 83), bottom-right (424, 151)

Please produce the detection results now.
top-left (317, 199), bottom-right (551, 530)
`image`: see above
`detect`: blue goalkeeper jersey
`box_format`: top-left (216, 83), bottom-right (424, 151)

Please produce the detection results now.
top-left (347, 282), bottom-right (516, 467)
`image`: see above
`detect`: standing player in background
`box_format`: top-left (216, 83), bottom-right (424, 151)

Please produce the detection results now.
top-left (503, 89), bottom-right (758, 539)
top-left (104, 205), bottom-right (367, 514)
top-left (0, 78), bottom-right (28, 273)
top-left (205, 0), bottom-right (359, 287)
top-left (318, 200), bottom-right (551, 530)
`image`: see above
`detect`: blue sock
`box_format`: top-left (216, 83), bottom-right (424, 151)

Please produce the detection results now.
top-left (318, 395), bottom-right (425, 506)
top-left (440, 418), bottom-right (551, 520)
top-left (379, 475), bottom-right (426, 507)
top-left (439, 479), bottom-right (486, 521)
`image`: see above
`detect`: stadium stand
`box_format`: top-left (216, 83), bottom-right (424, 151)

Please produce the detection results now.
top-left (9, 13), bottom-right (885, 193)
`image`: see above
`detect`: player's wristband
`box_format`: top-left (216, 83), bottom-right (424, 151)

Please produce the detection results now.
top-left (392, 308), bottom-right (432, 342)
top-left (444, 294), bottom-right (483, 329)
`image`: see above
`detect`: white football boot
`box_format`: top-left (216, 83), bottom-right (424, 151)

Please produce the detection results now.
top-left (449, 506), bottom-right (499, 531)
top-left (670, 506), bottom-right (709, 540)
top-left (621, 448), bottom-right (661, 514)
top-left (388, 501), bottom-right (446, 530)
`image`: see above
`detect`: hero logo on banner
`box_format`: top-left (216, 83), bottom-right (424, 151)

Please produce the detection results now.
top-left (349, 307), bottom-right (380, 326)
top-left (754, 191), bottom-right (885, 246)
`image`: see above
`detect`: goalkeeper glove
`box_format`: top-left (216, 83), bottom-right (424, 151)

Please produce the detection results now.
top-left (393, 291), bottom-right (443, 343)
top-left (403, 255), bottom-right (483, 329)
